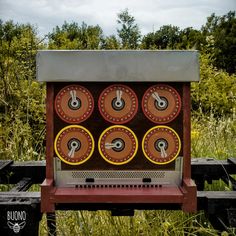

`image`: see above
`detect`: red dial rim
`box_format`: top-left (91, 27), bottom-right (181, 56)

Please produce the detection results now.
top-left (55, 85), bottom-right (94, 123)
top-left (142, 84), bottom-right (181, 124)
top-left (98, 84), bottom-right (138, 124)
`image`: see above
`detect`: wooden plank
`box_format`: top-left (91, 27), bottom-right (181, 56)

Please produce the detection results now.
top-left (0, 161), bottom-right (45, 184)
top-left (52, 186), bottom-right (184, 204)
top-left (10, 178), bottom-right (32, 192)
top-left (0, 192), bottom-right (40, 199)
top-left (0, 160), bottom-right (13, 171)
top-left (197, 191), bottom-right (236, 199)
top-left (228, 158), bottom-right (236, 166)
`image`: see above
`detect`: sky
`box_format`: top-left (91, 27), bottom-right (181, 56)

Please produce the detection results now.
top-left (0, 0), bottom-right (235, 37)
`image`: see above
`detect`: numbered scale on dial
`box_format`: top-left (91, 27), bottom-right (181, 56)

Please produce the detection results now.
top-left (55, 85), bottom-right (94, 123)
top-left (54, 125), bottom-right (95, 165)
top-left (98, 125), bottom-right (138, 165)
top-left (142, 126), bottom-right (181, 165)
top-left (98, 84), bottom-right (138, 124)
top-left (142, 84), bottom-right (181, 124)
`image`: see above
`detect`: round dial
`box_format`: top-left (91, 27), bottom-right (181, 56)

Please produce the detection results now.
top-left (55, 85), bottom-right (94, 123)
top-left (98, 125), bottom-right (138, 165)
top-left (98, 84), bottom-right (138, 124)
top-left (142, 126), bottom-right (181, 165)
top-left (54, 125), bottom-right (94, 165)
top-left (142, 84), bottom-right (181, 124)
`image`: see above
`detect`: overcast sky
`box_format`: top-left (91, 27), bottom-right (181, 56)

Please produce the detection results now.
top-left (0, 0), bottom-right (235, 37)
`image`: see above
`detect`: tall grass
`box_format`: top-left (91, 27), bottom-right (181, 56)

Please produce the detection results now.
top-left (192, 110), bottom-right (236, 193)
top-left (191, 110), bottom-right (236, 159)
top-left (39, 210), bottom-right (217, 236)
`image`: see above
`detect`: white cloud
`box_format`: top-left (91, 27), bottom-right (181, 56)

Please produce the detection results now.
top-left (0, 0), bottom-right (235, 37)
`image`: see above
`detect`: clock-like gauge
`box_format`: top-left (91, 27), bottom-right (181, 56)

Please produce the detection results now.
top-left (142, 126), bottom-right (181, 165)
top-left (98, 84), bottom-right (138, 124)
top-left (142, 84), bottom-right (181, 124)
top-left (55, 85), bottom-right (94, 123)
top-left (54, 125), bottom-right (94, 165)
top-left (98, 125), bottom-right (138, 165)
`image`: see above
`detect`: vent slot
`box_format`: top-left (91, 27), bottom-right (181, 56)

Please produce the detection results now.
top-left (71, 171), bottom-right (165, 179)
top-left (75, 184), bottom-right (163, 189)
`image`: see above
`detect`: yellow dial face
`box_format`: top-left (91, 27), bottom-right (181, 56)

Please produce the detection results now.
top-left (54, 125), bottom-right (95, 165)
top-left (98, 125), bottom-right (138, 165)
top-left (142, 126), bottom-right (181, 165)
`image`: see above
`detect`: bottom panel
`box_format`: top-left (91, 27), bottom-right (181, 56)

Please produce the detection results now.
top-left (54, 157), bottom-right (183, 187)
top-left (53, 186), bottom-right (184, 204)
top-left (41, 177), bottom-right (197, 213)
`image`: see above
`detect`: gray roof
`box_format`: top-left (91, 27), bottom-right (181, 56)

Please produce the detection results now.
top-left (36, 50), bottom-right (200, 82)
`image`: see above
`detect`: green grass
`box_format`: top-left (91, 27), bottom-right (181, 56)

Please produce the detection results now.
top-left (191, 111), bottom-right (236, 159)
top-left (39, 210), bottom-right (218, 236)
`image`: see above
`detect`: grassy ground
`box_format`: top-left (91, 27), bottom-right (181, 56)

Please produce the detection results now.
top-left (37, 112), bottom-right (236, 236)
top-left (39, 210), bottom-right (218, 236)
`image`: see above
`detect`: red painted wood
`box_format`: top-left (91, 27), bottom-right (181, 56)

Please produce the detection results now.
top-left (41, 179), bottom-right (55, 212)
top-left (182, 83), bottom-right (191, 179)
top-left (51, 187), bottom-right (184, 204)
top-left (42, 83), bottom-right (55, 212)
top-left (46, 83), bottom-right (54, 179)
top-left (41, 82), bottom-right (197, 213)
top-left (181, 178), bottom-right (197, 212)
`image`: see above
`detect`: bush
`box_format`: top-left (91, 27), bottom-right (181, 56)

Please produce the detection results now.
top-left (191, 54), bottom-right (236, 115)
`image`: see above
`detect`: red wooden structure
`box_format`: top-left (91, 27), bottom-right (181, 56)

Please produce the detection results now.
top-left (37, 50), bottom-right (199, 213)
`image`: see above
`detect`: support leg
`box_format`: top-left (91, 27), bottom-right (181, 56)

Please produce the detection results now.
top-left (46, 212), bottom-right (56, 236)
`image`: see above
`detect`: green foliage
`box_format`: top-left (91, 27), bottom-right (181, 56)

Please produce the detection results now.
top-left (192, 54), bottom-right (236, 115)
top-left (178, 27), bottom-right (204, 50)
top-left (101, 35), bottom-right (121, 49)
top-left (202, 11), bottom-right (236, 74)
top-left (39, 210), bottom-right (218, 236)
top-left (0, 20), bottom-right (45, 160)
top-left (141, 25), bottom-right (181, 49)
top-left (141, 11), bottom-right (236, 74)
top-left (117, 9), bottom-right (141, 49)
top-left (48, 21), bottom-right (103, 49)
top-left (191, 112), bottom-right (236, 159)
top-left (141, 26), bottom-right (204, 50)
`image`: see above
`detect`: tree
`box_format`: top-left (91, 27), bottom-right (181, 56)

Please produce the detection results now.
top-left (48, 21), bottom-right (103, 49)
top-left (191, 54), bottom-right (236, 115)
top-left (117, 9), bottom-right (141, 49)
top-left (0, 20), bottom-right (46, 160)
top-left (0, 20), bottom-right (39, 105)
top-left (141, 25), bottom-right (181, 49)
top-left (141, 32), bottom-right (158, 49)
top-left (178, 27), bottom-right (204, 50)
top-left (101, 35), bottom-right (121, 49)
top-left (201, 11), bottom-right (236, 73)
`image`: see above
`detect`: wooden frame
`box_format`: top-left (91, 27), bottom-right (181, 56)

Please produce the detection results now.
top-left (41, 82), bottom-right (197, 213)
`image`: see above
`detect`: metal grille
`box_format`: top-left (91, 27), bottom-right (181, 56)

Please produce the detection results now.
top-left (71, 171), bottom-right (165, 179)
top-left (73, 184), bottom-right (163, 188)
